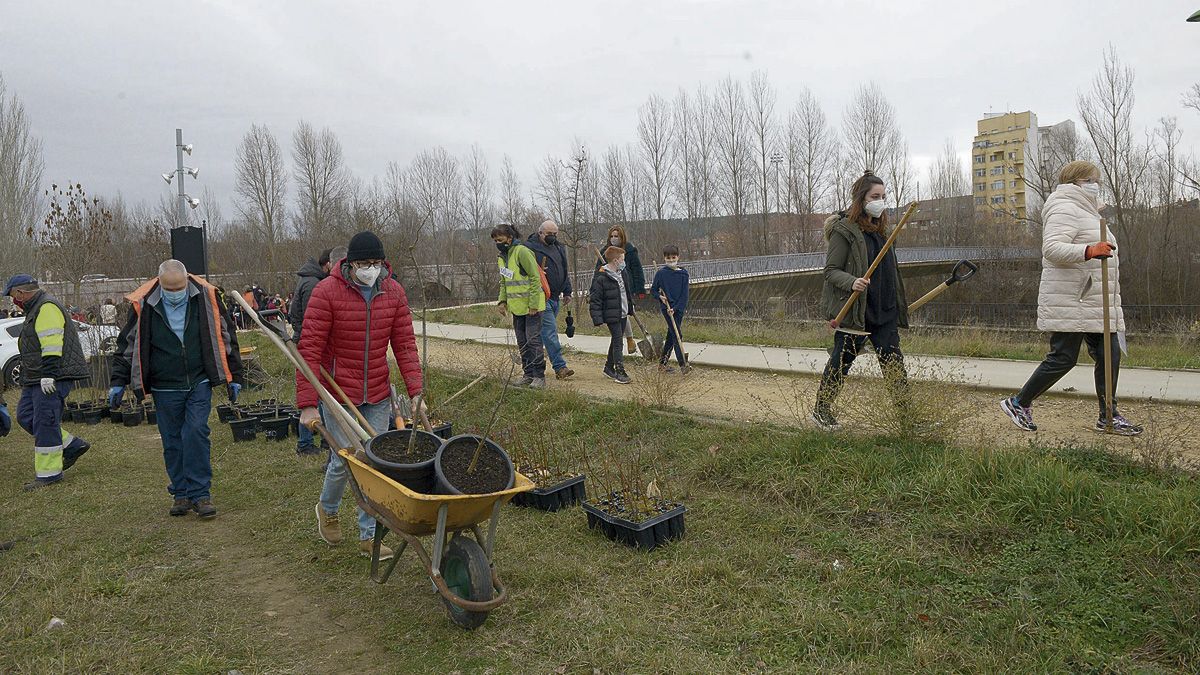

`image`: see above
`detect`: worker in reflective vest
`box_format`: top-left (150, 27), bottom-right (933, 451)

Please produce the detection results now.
top-left (492, 223), bottom-right (547, 389)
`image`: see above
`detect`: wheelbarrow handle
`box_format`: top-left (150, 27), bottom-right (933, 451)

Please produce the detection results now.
top-left (948, 259), bottom-right (978, 285)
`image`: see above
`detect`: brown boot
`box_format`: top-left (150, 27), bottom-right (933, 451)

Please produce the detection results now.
top-left (359, 539), bottom-right (394, 560)
top-left (315, 504), bottom-right (342, 544)
top-left (555, 367), bottom-right (575, 380)
top-left (626, 336), bottom-right (637, 354)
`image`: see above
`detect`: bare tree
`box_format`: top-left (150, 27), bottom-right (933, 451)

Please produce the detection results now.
top-left (0, 74), bottom-right (44, 275)
top-left (1183, 82), bottom-right (1200, 115)
top-left (1077, 46), bottom-right (1150, 239)
top-left (35, 182), bottom-right (115, 302)
top-left (598, 145), bottom-right (629, 225)
top-left (924, 138), bottom-right (972, 245)
top-left (842, 82), bottom-right (897, 175)
top-left (498, 155), bottom-right (525, 226)
top-left (536, 154), bottom-right (570, 227)
top-left (291, 120), bottom-right (349, 239)
top-left (234, 124), bottom-right (288, 276)
top-left (883, 132), bottom-right (915, 209)
top-left (673, 86), bottom-right (718, 256)
top-left (713, 76), bottom-right (751, 254)
top-left (785, 87), bottom-right (838, 249)
top-left (1018, 121), bottom-right (1090, 225)
top-left (463, 143), bottom-right (494, 233)
top-left (637, 93), bottom-right (675, 226)
top-left (747, 71), bottom-right (777, 254)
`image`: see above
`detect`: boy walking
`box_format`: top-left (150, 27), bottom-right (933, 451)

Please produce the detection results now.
top-left (589, 246), bottom-right (636, 384)
top-left (650, 245), bottom-right (690, 373)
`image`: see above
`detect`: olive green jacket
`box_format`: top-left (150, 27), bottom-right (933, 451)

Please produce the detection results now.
top-left (821, 214), bottom-right (908, 332)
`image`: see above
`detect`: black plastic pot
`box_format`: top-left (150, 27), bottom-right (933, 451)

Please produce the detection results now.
top-left (511, 474), bottom-right (586, 512)
top-left (289, 414), bottom-right (300, 437)
top-left (109, 408), bottom-right (125, 424)
top-left (434, 435), bottom-right (515, 496)
top-left (122, 408), bottom-right (145, 427)
top-left (68, 408), bottom-right (84, 423)
top-left (229, 418), bottom-right (257, 442)
top-left (582, 497), bottom-right (686, 550)
top-left (81, 407), bottom-right (103, 425)
top-left (98, 406), bottom-right (110, 420)
top-left (216, 405), bottom-right (236, 423)
top-left (259, 417), bottom-right (290, 441)
top-left (364, 429), bottom-right (441, 494)
top-left (65, 401), bottom-right (79, 410)
top-left (146, 409), bottom-right (157, 425)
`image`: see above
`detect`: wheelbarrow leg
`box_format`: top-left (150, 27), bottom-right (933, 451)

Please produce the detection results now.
top-left (430, 504), bottom-right (450, 575)
top-left (469, 501), bottom-right (503, 562)
top-left (369, 525), bottom-right (406, 584)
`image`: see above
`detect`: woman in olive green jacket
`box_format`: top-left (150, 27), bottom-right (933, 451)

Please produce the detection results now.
top-left (813, 171), bottom-right (909, 430)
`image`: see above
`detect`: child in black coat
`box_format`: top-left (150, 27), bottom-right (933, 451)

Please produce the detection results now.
top-left (589, 246), bottom-right (636, 384)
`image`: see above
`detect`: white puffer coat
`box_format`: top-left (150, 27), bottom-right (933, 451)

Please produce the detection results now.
top-left (1036, 183), bottom-right (1124, 333)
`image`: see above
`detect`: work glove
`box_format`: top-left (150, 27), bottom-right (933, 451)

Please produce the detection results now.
top-left (1085, 242), bottom-right (1115, 260)
top-left (299, 406), bottom-right (321, 430)
top-left (108, 386), bottom-right (125, 408)
top-left (40, 378), bottom-right (56, 395)
top-left (0, 403), bottom-right (11, 437)
top-left (411, 393), bottom-right (428, 418)
top-left (227, 382), bottom-right (241, 404)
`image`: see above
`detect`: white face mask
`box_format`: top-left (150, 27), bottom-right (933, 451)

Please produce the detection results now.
top-left (354, 264), bottom-right (381, 286)
top-left (666, 262), bottom-right (679, 269)
top-left (864, 199), bottom-right (887, 219)
top-left (1079, 182), bottom-right (1100, 200)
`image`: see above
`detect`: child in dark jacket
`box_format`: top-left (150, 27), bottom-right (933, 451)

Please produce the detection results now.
top-left (589, 246), bottom-right (635, 384)
top-left (649, 244), bottom-right (690, 372)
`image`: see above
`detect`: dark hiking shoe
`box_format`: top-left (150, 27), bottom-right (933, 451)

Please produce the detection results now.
top-left (613, 369), bottom-right (631, 385)
top-left (811, 406), bottom-right (840, 431)
top-left (296, 444), bottom-right (320, 457)
top-left (23, 474), bottom-right (63, 492)
top-left (680, 364), bottom-right (693, 375)
top-left (1094, 414), bottom-right (1143, 436)
top-left (603, 367), bottom-right (619, 381)
top-left (511, 375), bottom-right (533, 387)
top-left (192, 499), bottom-right (217, 519)
top-left (62, 439), bottom-right (90, 470)
top-left (658, 363), bottom-right (677, 374)
top-left (169, 498), bottom-right (192, 517)
top-left (1000, 397), bottom-right (1037, 432)
top-left (555, 367), bottom-right (575, 380)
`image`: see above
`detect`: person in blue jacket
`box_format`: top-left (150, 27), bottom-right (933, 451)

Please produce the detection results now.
top-left (650, 244), bottom-right (690, 373)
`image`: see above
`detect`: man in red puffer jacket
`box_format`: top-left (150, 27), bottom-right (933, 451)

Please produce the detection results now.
top-left (297, 231), bottom-right (424, 560)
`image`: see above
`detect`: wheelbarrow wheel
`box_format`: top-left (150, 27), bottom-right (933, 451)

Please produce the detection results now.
top-left (440, 535), bottom-right (492, 630)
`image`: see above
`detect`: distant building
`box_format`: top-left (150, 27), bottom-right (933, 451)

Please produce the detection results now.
top-left (971, 111), bottom-right (1040, 222)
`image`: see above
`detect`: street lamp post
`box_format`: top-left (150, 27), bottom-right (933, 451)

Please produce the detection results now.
top-left (770, 151), bottom-right (784, 214)
top-left (162, 128), bottom-right (207, 276)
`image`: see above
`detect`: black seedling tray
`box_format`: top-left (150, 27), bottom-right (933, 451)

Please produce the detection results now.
top-left (582, 500), bottom-right (686, 550)
top-left (511, 474), bottom-right (586, 512)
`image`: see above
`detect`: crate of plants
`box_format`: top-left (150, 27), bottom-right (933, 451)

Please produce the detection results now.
top-left (581, 449), bottom-right (685, 550)
top-left (504, 427), bottom-right (585, 512)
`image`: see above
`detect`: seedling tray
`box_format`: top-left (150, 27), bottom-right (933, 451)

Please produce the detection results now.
top-left (582, 500), bottom-right (686, 550)
top-left (511, 474), bottom-right (586, 512)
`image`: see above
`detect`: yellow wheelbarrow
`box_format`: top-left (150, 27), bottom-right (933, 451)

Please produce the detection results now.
top-left (335, 445), bottom-right (534, 629)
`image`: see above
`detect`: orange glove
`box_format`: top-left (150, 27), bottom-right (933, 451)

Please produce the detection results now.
top-left (1084, 242), bottom-right (1115, 260)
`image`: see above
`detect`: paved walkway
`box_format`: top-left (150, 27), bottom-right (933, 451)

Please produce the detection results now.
top-left (422, 322), bottom-right (1200, 404)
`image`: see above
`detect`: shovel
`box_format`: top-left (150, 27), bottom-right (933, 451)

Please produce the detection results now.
top-left (908, 260), bottom-right (978, 312)
top-left (630, 313), bottom-right (662, 361)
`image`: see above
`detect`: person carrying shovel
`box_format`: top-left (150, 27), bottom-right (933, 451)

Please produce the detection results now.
top-left (1000, 161), bottom-right (1141, 436)
top-left (296, 231), bottom-right (425, 560)
top-left (812, 171), bottom-right (911, 431)
top-left (650, 244), bottom-right (690, 374)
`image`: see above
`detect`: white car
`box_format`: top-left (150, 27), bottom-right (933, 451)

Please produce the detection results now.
top-left (1, 317), bottom-right (119, 386)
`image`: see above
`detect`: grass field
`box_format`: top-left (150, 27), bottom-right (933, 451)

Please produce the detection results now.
top-left (2, 335), bottom-right (1198, 672)
top-left (432, 303), bottom-right (1200, 371)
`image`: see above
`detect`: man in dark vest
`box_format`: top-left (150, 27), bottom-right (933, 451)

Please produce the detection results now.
top-left (290, 245), bottom-right (345, 456)
top-left (109, 260), bottom-right (243, 519)
top-left (4, 274), bottom-right (92, 491)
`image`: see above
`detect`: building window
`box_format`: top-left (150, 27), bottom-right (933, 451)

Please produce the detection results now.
top-left (975, 169), bottom-right (985, 177)
top-left (991, 196), bottom-right (1005, 204)
top-left (990, 167), bottom-right (1004, 175)
top-left (991, 180), bottom-right (1005, 190)
top-left (974, 155), bottom-right (985, 164)
top-left (976, 183), bottom-right (985, 192)
top-left (975, 197), bottom-right (986, 206)
top-left (1008, 152), bottom-right (1016, 160)
top-left (1011, 180), bottom-right (1019, 188)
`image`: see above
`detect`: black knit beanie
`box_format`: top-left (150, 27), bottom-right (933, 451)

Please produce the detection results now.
top-left (346, 231), bottom-right (385, 262)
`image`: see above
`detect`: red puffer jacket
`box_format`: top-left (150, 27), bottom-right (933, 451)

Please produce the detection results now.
top-left (295, 260), bottom-right (423, 409)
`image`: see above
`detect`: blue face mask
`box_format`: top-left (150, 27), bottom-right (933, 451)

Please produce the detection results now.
top-left (162, 288), bottom-right (188, 306)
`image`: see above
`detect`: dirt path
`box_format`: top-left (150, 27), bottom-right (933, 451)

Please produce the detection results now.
top-left (424, 338), bottom-right (1200, 463)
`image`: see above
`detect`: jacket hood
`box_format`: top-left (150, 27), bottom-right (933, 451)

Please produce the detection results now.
top-left (296, 258), bottom-right (327, 279)
top-left (525, 233), bottom-right (561, 255)
top-left (824, 213), bottom-right (851, 242)
top-left (1044, 183), bottom-right (1101, 219)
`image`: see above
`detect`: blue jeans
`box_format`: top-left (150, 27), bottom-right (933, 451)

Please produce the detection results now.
top-left (319, 400), bottom-right (391, 541)
top-left (297, 411), bottom-right (316, 450)
top-left (541, 297), bottom-right (567, 371)
top-left (152, 381), bottom-right (214, 501)
top-left (660, 310), bottom-right (686, 366)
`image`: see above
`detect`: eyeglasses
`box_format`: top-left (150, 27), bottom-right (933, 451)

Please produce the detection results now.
top-left (351, 260), bottom-right (383, 268)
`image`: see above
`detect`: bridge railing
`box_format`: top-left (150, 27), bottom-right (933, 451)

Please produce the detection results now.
top-left (681, 247), bottom-right (1038, 284)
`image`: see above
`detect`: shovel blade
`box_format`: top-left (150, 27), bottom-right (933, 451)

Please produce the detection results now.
top-left (638, 338), bottom-right (660, 361)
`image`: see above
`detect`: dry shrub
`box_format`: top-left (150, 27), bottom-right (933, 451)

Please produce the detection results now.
top-left (746, 348), bottom-right (824, 426)
top-left (838, 359), bottom-right (974, 444)
top-left (1128, 398), bottom-right (1198, 472)
top-left (627, 359), bottom-right (687, 408)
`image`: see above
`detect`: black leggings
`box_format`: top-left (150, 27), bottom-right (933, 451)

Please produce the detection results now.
top-left (815, 322), bottom-right (908, 409)
top-left (605, 321), bottom-right (625, 371)
top-left (1016, 332), bottom-right (1121, 416)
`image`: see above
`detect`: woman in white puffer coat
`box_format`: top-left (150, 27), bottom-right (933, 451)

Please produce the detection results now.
top-left (1000, 160), bottom-right (1142, 436)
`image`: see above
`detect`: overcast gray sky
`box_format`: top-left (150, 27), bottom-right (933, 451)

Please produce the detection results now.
top-left (2, 0), bottom-right (1197, 216)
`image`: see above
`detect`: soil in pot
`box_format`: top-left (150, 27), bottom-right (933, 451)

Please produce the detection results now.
top-left (435, 435), bottom-right (515, 495)
top-left (365, 429), bottom-right (441, 493)
top-left (583, 489), bottom-right (686, 550)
